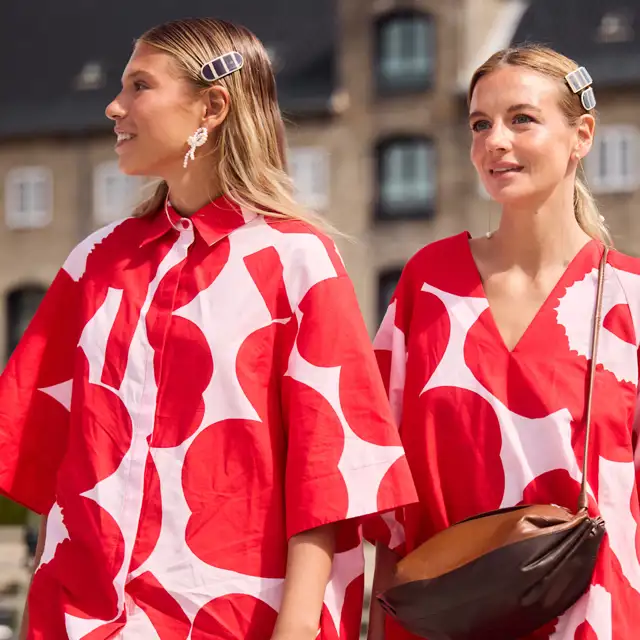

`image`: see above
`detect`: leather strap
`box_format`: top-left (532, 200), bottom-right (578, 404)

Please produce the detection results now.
top-left (577, 246), bottom-right (609, 512)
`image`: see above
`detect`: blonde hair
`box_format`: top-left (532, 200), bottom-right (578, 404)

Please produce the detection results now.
top-left (469, 44), bottom-right (612, 246)
top-left (132, 18), bottom-right (326, 230)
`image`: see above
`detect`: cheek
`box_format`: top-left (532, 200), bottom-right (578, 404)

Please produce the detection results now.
top-left (137, 98), bottom-right (195, 144)
top-left (470, 139), bottom-right (484, 169)
top-left (521, 129), bottom-right (570, 166)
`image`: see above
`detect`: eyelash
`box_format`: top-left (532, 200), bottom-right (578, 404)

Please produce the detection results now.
top-left (133, 81), bottom-right (148, 91)
top-left (470, 114), bottom-right (536, 132)
top-left (513, 114), bottom-right (535, 125)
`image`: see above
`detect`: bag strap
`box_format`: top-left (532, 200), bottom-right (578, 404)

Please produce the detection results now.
top-left (577, 246), bottom-right (609, 512)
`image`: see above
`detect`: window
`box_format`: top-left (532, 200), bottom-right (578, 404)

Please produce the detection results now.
top-left (376, 137), bottom-right (436, 219)
top-left (4, 167), bottom-right (53, 230)
top-left (288, 147), bottom-right (330, 211)
top-left (596, 10), bottom-right (634, 43)
top-left (376, 12), bottom-right (435, 94)
top-left (378, 269), bottom-right (403, 325)
top-left (74, 60), bottom-right (106, 91)
top-left (93, 161), bottom-right (142, 224)
top-left (586, 125), bottom-right (640, 194)
top-left (6, 285), bottom-right (46, 358)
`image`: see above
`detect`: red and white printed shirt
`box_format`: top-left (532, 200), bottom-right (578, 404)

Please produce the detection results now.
top-left (371, 232), bottom-right (640, 640)
top-left (0, 196), bottom-right (418, 640)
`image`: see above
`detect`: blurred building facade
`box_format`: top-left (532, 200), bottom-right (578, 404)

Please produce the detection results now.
top-left (2, 0), bottom-right (640, 357)
top-left (1, 0), bottom-right (639, 366)
top-left (0, 0), bottom-right (639, 629)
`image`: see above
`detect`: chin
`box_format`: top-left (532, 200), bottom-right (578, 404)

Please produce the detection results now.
top-left (117, 157), bottom-right (153, 177)
top-left (487, 186), bottom-right (536, 207)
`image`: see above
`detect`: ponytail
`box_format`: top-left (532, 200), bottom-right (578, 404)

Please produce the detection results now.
top-left (574, 173), bottom-right (612, 247)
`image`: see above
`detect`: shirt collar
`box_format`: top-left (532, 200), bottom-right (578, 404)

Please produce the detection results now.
top-left (139, 195), bottom-right (256, 248)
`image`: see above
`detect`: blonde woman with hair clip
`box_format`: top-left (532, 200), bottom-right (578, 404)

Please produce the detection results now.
top-left (366, 44), bottom-right (640, 640)
top-left (0, 17), bottom-right (418, 640)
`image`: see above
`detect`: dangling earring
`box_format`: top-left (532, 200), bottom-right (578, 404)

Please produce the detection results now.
top-left (183, 127), bottom-right (208, 168)
top-left (486, 208), bottom-right (493, 239)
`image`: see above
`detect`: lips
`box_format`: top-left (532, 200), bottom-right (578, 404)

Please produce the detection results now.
top-left (489, 165), bottom-right (523, 175)
top-left (115, 132), bottom-right (135, 143)
top-left (114, 131), bottom-right (137, 152)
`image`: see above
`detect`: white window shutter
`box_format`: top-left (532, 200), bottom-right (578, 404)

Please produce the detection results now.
top-left (288, 147), bottom-right (330, 211)
top-left (93, 161), bottom-right (142, 224)
top-left (587, 125), bottom-right (640, 194)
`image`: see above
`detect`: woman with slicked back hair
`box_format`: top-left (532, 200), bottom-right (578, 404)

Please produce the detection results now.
top-left (366, 44), bottom-right (640, 640)
top-left (0, 17), bottom-right (418, 640)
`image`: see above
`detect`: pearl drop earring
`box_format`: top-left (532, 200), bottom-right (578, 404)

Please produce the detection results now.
top-left (184, 127), bottom-right (208, 169)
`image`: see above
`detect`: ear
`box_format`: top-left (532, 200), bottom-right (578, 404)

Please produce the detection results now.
top-left (201, 85), bottom-right (231, 132)
top-left (575, 113), bottom-right (596, 160)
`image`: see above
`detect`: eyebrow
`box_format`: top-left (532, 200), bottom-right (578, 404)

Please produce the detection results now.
top-left (121, 69), bottom-right (154, 84)
top-left (468, 103), bottom-right (543, 120)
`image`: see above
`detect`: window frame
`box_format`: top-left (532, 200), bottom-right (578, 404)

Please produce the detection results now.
top-left (93, 161), bottom-right (142, 224)
top-left (6, 285), bottom-right (46, 358)
top-left (377, 268), bottom-right (404, 326)
top-left (586, 125), bottom-right (640, 194)
top-left (4, 166), bottom-right (53, 230)
top-left (375, 135), bottom-right (437, 221)
top-left (375, 10), bottom-right (435, 96)
top-left (287, 146), bottom-right (331, 212)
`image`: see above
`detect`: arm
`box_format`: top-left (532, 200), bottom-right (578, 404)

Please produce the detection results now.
top-left (278, 240), bottom-right (417, 638)
top-left (367, 543), bottom-right (400, 640)
top-left (19, 515), bottom-right (47, 640)
top-left (366, 275), bottom-right (413, 640)
top-left (271, 523), bottom-right (336, 640)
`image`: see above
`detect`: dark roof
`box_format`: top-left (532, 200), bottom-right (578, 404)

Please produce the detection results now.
top-left (512, 0), bottom-right (640, 87)
top-left (0, 1), bottom-right (336, 139)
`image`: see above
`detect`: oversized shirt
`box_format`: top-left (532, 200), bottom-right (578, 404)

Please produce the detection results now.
top-left (370, 232), bottom-right (640, 640)
top-left (0, 196), bottom-right (418, 640)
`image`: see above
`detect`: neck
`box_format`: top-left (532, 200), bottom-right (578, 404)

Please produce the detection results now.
top-left (491, 181), bottom-right (592, 273)
top-left (164, 161), bottom-right (223, 216)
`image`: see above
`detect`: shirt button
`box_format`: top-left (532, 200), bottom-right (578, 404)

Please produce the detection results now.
top-left (181, 219), bottom-right (191, 230)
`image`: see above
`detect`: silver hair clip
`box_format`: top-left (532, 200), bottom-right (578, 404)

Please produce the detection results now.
top-left (200, 51), bottom-right (244, 83)
top-left (565, 66), bottom-right (596, 111)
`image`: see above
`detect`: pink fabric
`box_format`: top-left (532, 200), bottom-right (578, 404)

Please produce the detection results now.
top-left (372, 232), bottom-right (640, 640)
top-left (0, 196), bottom-right (417, 639)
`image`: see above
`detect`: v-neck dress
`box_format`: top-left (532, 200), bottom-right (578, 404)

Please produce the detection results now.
top-left (0, 196), bottom-right (418, 640)
top-left (370, 232), bottom-right (640, 639)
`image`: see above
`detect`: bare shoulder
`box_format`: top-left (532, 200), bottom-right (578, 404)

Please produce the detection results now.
top-left (467, 233), bottom-right (492, 260)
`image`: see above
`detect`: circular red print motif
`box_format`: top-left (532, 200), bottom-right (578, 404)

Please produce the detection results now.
top-left (182, 419), bottom-right (288, 578)
top-left (408, 387), bottom-right (505, 523)
top-left (191, 594), bottom-right (278, 640)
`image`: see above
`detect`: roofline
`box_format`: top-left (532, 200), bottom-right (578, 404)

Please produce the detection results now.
top-left (456, 0), bottom-right (530, 94)
top-left (0, 97), bottom-right (340, 143)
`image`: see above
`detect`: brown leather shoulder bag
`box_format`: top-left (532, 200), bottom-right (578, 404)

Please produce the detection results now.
top-left (378, 247), bottom-right (609, 640)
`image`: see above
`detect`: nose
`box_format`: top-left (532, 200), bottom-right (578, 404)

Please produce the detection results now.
top-left (105, 94), bottom-right (126, 121)
top-left (485, 120), bottom-right (512, 153)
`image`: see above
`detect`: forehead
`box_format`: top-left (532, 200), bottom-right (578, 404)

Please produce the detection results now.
top-left (469, 66), bottom-right (562, 112)
top-left (122, 42), bottom-right (181, 81)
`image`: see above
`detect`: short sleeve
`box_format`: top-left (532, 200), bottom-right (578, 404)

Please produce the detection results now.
top-left (634, 351), bottom-right (640, 490)
top-left (281, 270), bottom-right (418, 540)
top-left (363, 268), bottom-right (414, 553)
top-left (373, 272), bottom-right (410, 428)
top-left (0, 268), bottom-right (82, 514)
